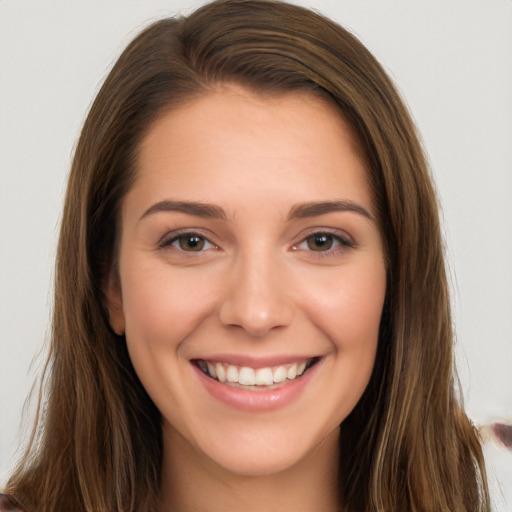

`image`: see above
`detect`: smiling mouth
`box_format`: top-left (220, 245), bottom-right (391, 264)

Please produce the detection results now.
top-left (194, 357), bottom-right (320, 389)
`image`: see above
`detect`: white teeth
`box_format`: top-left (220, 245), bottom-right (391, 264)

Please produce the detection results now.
top-left (255, 367), bottom-right (274, 386)
top-left (238, 367), bottom-right (256, 385)
top-left (273, 366), bottom-right (287, 383)
top-left (216, 362), bottom-right (226, 383)
top-left (287, 363), bottom-right (297, 380)
top-left (226, 365), bottom-right (239, 383)
top-left (207, 362), bottom-right (217, 379)
top-left (201, 359), bottom-right (314, 386)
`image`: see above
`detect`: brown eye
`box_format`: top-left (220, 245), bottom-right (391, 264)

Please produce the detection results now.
top-left (292, 231), bottom-right (354, 255)
top-left (159, 231), bottom-right (217, 253)
top-left (306, 234), bottom-right (334, 251)
top-left (178, 235), bottom-right (205, 251)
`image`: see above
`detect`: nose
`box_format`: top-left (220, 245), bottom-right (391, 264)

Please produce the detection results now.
top-left (218, 252), bottom-right (294, 337)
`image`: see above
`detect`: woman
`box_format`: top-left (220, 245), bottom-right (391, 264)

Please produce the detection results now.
top-left (1, 0), bottom-right (490, 510)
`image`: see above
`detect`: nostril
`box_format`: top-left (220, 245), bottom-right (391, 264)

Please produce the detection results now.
top-left (217, 263), bottom-right (294, 336)
top-left (219, 301), bottom-right (293, 338)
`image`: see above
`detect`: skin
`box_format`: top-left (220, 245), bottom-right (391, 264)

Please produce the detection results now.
top-left (107, 85), bottom-right (387, 512)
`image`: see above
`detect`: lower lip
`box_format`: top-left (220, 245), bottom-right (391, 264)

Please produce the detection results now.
top-left (193, 360), bottom-right (321, 412)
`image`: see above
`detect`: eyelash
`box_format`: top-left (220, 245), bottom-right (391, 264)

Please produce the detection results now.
top-left (292, 231), bottom-right (355, 256)
top-left (158, 230), bottom-right (218, 252)
top-left (159, 229), bottom-right (355, 257)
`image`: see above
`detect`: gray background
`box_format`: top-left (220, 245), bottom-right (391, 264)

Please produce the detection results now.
top-left (1, 0), bottom-right (511, 508)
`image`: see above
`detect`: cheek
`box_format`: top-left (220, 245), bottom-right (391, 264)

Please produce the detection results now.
top-left (298, 260), bottom-right (387, 353)
top-left (118, 264), bottom-right (223, 429)
top-left (119, 263), bottom-right (219, 356)
top-left (309, 262), bottom-right (386, 420)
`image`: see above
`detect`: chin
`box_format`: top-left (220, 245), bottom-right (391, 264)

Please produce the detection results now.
top-left (207, 444), bottom-right (313, 478)
top-left (187, 419), bottom-right (340, 479)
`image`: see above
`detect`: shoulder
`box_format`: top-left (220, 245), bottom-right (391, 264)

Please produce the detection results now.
top-left (0, 494), bottom-right (25, 512)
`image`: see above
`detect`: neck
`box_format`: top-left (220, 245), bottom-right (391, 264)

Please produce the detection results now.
top-left (158, 425), bottom-right (342, 512)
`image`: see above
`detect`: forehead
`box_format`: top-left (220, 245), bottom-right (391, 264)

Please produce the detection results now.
top-left (139, 83), bottom-right (362, 150)
top-left (129, 86), bottom-right (373, 218)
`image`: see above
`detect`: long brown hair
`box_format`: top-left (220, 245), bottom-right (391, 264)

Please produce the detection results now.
top-left (6, 1), bottom-right (490, 510)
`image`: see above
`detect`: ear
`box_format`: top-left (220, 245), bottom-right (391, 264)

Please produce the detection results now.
top-left (105, 271), bottom-right (126, 336)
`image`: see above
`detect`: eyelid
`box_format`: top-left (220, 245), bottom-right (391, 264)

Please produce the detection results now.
top-left (157, 227), bottom-right (354, 254)
top-left (292, 228), bottom-right (356, 253)
top-left (158, 229), bottom-right (218, 251)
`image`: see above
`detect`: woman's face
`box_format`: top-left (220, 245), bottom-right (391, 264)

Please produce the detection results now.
top-left (107, 85), bottom-right (387, 477)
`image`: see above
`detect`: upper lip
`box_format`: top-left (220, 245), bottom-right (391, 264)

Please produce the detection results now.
top-left (191, 354), bottom-right (321, 368)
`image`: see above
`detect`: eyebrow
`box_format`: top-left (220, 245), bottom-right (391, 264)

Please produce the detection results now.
top-left (140, 200), bottom-right (228, 221)
top-left (139, 199), bottom-right (374, 223)
top-left (287, 200), bottom-right (374, 221)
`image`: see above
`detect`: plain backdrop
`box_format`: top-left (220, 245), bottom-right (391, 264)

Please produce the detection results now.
top-left (1, 0), bottom-right (511, 508)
